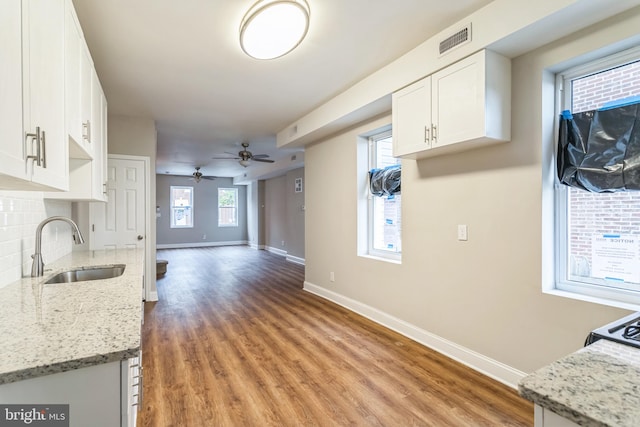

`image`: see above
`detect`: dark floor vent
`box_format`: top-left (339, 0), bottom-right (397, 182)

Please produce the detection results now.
top-left (439, 24), bottom-right (471, 55)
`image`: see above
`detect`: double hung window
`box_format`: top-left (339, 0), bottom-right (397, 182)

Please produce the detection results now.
top-left (555, 47), bottom-right (640, 305)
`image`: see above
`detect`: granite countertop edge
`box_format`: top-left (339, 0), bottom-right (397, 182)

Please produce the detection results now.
top-left (518, 339), bottom-right (640, 427)
top-left (0, 347), bottom-right (140, 386)
top-left (0, 249), bottom-right (144, 385)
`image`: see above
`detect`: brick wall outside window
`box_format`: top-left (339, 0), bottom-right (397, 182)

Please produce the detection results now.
top-left (567, 60), bottom-right (640, 278)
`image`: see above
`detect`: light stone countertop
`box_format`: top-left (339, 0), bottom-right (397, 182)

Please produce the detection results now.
top-left (0, 249), bottom-right (144, 385)
top-left (519, 339), bottom-right (640, 427)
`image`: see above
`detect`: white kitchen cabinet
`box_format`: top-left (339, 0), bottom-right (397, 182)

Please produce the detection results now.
top-left (45, 0), bottom-right (108, 202)
top-left (122, 354), bottom-right (142, 427)
top-left (0, 358), bottom-right (140, 427)
top-left (392, 77), bottom-right (431, 157)
top-left (47, 69), bottom-right (108, 201)
top-left (392, 49), bottom-right (511, 159)
top-left (65, 0), bottom-right (93, 159)
top-left (0, 0), bottom-right (68, 191)
top-left (534, 405), bottom-right (580, 427)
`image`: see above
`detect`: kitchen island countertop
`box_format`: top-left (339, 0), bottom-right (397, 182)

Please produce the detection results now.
top-left (0, 249), bottom-right (143, 385)
top-left (519, 339), bottom-right (640, 427)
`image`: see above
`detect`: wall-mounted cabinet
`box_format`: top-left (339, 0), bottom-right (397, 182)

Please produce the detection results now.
top-left (45, 0), bottom-right (108, 202)
top-left (65, 2), bottom-right (94, 159)
top-left (392, 49), bottom-right (511, 159)
top-left (0, 0), bottom-right (68, 191)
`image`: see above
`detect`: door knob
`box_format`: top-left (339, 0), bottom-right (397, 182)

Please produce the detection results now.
top-left (137, 235), bottom-right (143, 240)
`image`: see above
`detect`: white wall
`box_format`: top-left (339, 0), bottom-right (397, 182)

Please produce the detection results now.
top-left (0, 192), bottom-right (73, 287)
top-left (303, 9), bottom-right (640, 385)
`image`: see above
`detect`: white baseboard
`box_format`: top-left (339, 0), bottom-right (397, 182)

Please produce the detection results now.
top-left (249, 243), bottom-right (265, 250)
top-left (265, 246), bottom-right (287, 257)
top-left (286, 255), bottom-right (305, 265)
top-left (303, 281), bottom-right (526, 390)
top-left (145, 290), bottom-right (158, 302)
top-left (156, 241), bottom-right (248, 249)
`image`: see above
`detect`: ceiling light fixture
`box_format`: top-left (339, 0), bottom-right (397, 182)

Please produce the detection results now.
top-left (239, 159), bottom-right (251, 167)
top-left (239, 0), bottom-right (310, 60)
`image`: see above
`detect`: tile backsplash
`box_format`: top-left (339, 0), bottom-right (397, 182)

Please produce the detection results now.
top-left (0, 191), bottom-right (73, 287)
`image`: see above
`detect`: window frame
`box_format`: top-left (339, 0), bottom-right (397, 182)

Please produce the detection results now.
top-left (218, 187), bottom-right (239, 228)
top-left (170, 185), bottom-right (194, 229)
top-left (553, 46), bottom-right (640, 308)
top-left (367, 129), bottom-right (402, 261)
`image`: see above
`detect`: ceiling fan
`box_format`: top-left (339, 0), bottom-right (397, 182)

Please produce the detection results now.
top-left (190, 167), bottom-right (217, 183)
top-left (212, 142), bottom-right (275, 167)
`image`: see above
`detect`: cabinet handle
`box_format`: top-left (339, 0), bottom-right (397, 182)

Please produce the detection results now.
top-left (103, 183), bottom-right (107, 195)
top-left (25, 127), bottom-right (39, 165)
top-left (138, 366), bottom-right (143, 410)
top-left (424, 126), bottom-right (430, 143)
top-left (40, 130), bottom-right (46, 168)
top-left (82, 120), bottom-right (91, 142)
top-left (432, 124), bottom-right (437, 143)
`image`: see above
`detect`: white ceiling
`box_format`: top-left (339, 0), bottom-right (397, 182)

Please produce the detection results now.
top-left (72, 0), bottom-right (493, 178)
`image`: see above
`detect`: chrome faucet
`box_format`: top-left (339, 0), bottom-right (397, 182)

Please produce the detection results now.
top-left (31, 216), bottom-right (85, 277)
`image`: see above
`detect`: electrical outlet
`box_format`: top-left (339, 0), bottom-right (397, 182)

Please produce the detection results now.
top-left (281, 240), bottom-right (285, 246)
top-left (330, 272), bottom-right (335, 282)
top-left (202, 234), bottom-right (207, 240)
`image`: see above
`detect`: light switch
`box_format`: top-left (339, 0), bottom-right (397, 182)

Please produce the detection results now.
top-left (457, 224), bottom-right (468, 241)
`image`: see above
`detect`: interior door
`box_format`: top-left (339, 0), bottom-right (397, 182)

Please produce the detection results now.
top-left (91, 157), bottom-right (146, 250)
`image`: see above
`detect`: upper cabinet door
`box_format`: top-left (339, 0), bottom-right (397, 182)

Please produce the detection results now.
top-left (392, 77), bottom-right (431, 158)
top-left (23, 0), bottom-right (68, 190)
top-left (431, 49), bottom-right (511, 150)
top-left (0, 0), bottom-right (30, 184)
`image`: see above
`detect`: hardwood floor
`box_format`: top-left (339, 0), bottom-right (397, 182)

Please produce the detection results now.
top-left (138, 246), bottom-right (533, 426)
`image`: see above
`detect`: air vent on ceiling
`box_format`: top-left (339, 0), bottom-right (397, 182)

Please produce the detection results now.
top-left (439, 23), bottom-right (471, 56)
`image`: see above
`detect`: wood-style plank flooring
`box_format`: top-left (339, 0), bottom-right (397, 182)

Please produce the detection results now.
top-left (138, 246), bottom-right (533, 426)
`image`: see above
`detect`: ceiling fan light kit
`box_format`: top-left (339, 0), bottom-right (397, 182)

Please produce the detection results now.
top-left (239, 0), bottom-right (310, 60)
top-left (211, 142), bottom-right (275, 168)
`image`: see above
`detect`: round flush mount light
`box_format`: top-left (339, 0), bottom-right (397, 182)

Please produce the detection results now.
top-left (239, 0), bottom-right (310, 60)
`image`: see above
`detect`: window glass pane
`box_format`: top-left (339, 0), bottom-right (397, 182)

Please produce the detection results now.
top-left (561, 56), bottom-right (640, 292)
top-left (218, 188), bottom-right (238, 227)
top-left (370, 133), bottom-right (401, 254)
top-left (170, 186), bottom-right (193, 228)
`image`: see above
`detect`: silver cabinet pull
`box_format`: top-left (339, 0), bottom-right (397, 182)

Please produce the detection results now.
top-left (25, 127), bottom-right (42, 166)
top-left (25, 128), bottom-right (38, 165)
top-left (82, 120), bottom-right (91, 142)
top-left (40, 130), bottom-right (46, 168)
top-left (424, 125), bottom-right (430, 143)
top-left (432, 124), bottom-right (437, 143)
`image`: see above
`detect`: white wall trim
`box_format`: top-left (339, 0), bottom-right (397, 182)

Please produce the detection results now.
top-left (265, 246), bottom-right (287, 257)
top-left (249, 243), bottom-right (265, 250)
top-left (146, 290), bottom-right (159, 302)
top-left (156, 241), bottom-right (248, 249)
top-left (286, 255), bottom-right (306, 265)
top-left (303, 281), bottom-right (527, 390)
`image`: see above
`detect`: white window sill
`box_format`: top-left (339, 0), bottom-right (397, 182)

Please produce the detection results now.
top-left (543, 288), bottom-right (640, 312)
top-left (358, 253), bottom-right (402, 265)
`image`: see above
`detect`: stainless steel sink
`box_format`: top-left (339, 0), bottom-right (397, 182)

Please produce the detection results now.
top-left (44, 264), bottom-right (126, 284)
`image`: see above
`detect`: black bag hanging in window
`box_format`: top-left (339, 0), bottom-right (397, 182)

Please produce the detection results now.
top-left (369, 165), bottom-right (401, 197)
top-left (557, 102), bottom-right (640, 192)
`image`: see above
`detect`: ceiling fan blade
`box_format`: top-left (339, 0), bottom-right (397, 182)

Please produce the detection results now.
top-left (253, 158), bottom-right (275, 163)
top-left (252, 154), bottom-right (270, 159)
top-left (211, 156), bottom-right (240, 160)
top-left (202, 176), bottom-right (217, 180)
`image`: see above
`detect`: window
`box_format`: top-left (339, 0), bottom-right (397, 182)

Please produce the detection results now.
top-left (368, 130), bottom-right (401, 258)
top-left (218, 188), bottom-right (238, 227)
top-left (555, 47), bottom-right (640, 306)
top-left (170, 186), bottom-right (193, 228)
